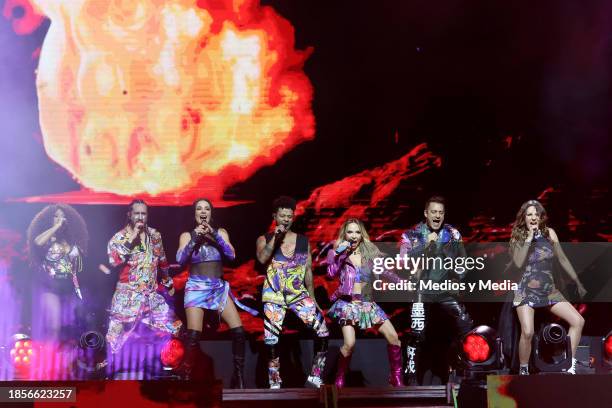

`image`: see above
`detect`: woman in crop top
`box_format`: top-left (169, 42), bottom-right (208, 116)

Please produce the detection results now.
top-left (26, 204), bottom-right (88, 346)
top-left (327, 218), bottom-right (403, 387)
top-left (176, 198), bottom-right (256, 387)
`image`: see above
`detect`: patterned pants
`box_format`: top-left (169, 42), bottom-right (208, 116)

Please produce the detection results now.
top-left (405, 296), bottom-right (473, 384)
top-left (263, 297), bottom-right (329, 345)
top-left (106, 284), bottom-right (183, 354)
top-left (263, 296), bottom-right (329, 388)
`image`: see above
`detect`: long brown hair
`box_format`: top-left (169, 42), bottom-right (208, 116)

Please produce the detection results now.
top-left (334, 218), bottom-right (381, 262)
top-left (509, 200), bottom-right (549, 251)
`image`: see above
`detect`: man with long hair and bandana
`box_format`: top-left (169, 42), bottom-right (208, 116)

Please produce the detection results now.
top-left (106, 200), bottom-right (182, 360)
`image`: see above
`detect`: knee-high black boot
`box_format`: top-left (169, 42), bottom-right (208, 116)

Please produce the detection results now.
top-left (182, 329), bottom-right (201, 380)
top-left (230, 326), bottom-right (246, 389)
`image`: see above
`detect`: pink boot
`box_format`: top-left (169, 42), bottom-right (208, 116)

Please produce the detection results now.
top-left (387, 344), bottom-right (403, 387)
top-left (334, 352), bottom-right (352, 388)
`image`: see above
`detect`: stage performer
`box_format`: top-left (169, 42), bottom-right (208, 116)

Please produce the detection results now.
top-left (400, 195), bottom-right (473, 384)
top-left (509, 199), bottom-right (586, 375)
top-left (256, 196), bottom-right (329, 389)
top-left (27, 204), bottom-right (88, 344)
top-left (176, 198), bottom-right (257, 387)
top-left (327, 218), bottom-right (404, 387)
top-left (106, 200), bottom-right (182, 355)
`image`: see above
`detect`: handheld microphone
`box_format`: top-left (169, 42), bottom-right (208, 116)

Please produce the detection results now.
top-left (275, 224), bottom-right (287, 237)
top-left (335, 241), bottom-right (350, 255)
top-left (199, 217), bottom-right (211, 236)
top-left (135, 221), bottom-right (147, 237)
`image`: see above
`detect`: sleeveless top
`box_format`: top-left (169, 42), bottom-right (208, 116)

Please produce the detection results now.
top-left (513, 233), bottom-right (565, 307)
top-left (261, 233), bottom-right (310, 306)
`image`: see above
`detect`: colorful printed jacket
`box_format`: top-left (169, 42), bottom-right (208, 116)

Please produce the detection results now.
top-left (327, 248), bottom-right (400, 301)
top-left (400, 221), bottom-right (466, 285)
top-left (108, 226), bottom-right (169, 292)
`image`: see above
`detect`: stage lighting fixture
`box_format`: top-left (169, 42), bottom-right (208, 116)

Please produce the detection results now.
top-left (10, 334), bottom-right (35, 379)
top-left (598, 330), bottom-right (612, 373)
top-left (160, 338), bottom-right (184, 370)
top-left (533, 323), bottom-right (571, 373)
top-left (76, 331), bottom-right (107, 379)
top-left (110, 336), bottom-right (184, 380)
top-left (459, 325), bottom-right (503, 374)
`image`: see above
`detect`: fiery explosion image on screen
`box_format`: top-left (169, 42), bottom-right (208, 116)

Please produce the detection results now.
top-left (33, 0), bottom-right (314, 195)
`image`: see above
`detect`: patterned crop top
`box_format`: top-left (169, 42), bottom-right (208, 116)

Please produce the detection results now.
top-left (43, 242), bottom-right (81, 278)
top-left (176, 230), bottom-right (235, 266)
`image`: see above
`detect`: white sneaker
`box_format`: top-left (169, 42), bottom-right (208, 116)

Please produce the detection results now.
top-left (306, 375), bottom-right (323, 388)
top-left (566, 358), bottom-right (577, 374)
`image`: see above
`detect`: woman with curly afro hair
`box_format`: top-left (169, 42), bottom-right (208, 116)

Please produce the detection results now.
top-left (27, 203), bottom-right (88, 344)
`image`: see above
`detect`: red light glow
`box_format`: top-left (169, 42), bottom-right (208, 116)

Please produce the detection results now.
top-left (463, 334), bottom-right (490, 363)
top-left (11, 337), bottom-right (35, 367)
top-left (604, 335), bottom-right (612, 358)
top-left (160, 338), bottom-right (185, 369)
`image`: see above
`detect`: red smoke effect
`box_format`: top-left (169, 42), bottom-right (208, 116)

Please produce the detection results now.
top-left (463, 215), bottom-right (512, 242)
top-left (223, 261), bottom-right (263, 298)
top-left (295, 143), bottom-right (442, 243)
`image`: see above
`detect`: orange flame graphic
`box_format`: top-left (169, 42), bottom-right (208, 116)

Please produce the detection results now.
top-left (33, 0), bottom-right (314, 196)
